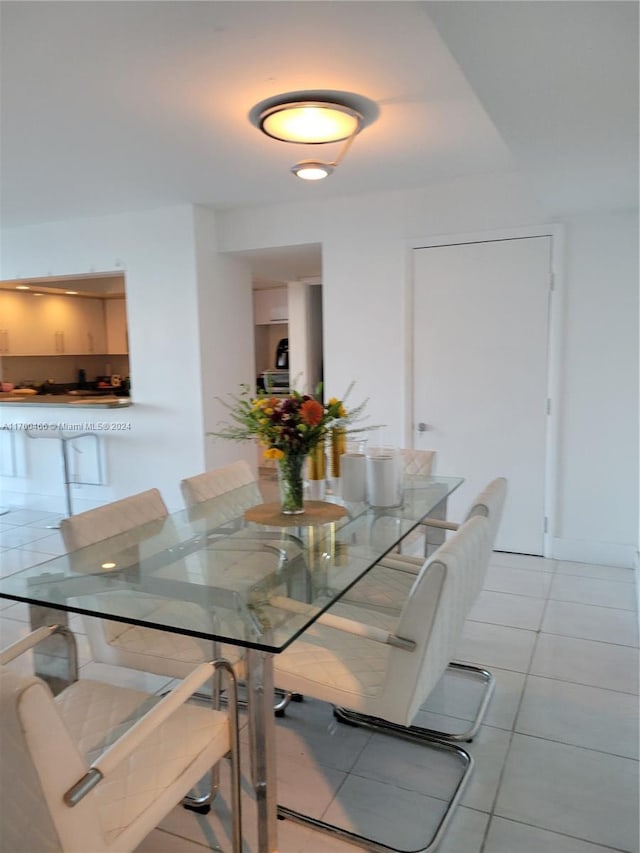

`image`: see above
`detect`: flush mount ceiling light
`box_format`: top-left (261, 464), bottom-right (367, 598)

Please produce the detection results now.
top-left (249, 91), bottom-right (378, 181)
top-left (259, 101), bottom-right (361, 144)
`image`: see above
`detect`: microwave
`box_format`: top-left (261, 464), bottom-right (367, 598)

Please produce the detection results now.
top-left (262, 370), bottom-right (290, 394)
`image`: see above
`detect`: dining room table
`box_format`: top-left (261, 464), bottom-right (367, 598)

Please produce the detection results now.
top-left (0, 474), bottom-right (462, 853)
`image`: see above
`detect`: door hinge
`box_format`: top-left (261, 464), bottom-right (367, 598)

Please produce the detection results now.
top-left (546, 398), bottom-right (551, 415)
top-left (544, 516), bottom-right (549, 534)
top-left (549, 271), bottom-right (555, 291)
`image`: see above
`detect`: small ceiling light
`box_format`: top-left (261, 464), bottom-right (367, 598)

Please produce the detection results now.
top-left (16, 285), bottom-right (30, 290)
top-left (250, 91), bottom-right (378, 182)
top-left (291, 161), bottom-right (334, 181)
top-left (65, 290), bottom-right (78, 295)
top-left (32, 292), bottom-right (43, 297)
top-left (101, 561), bottom-right (117, 570)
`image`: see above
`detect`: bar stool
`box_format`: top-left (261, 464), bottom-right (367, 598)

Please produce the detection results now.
top-left (25, 427), bottom-right (103, 518)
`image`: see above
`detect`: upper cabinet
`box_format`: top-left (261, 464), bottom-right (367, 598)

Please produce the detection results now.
top-left (65, 297), bottom-right (107, 354)
top-left (0, 291), bottom-right (123, 356)
top-left (253, 287), bottom-right (288, 325)
top-left (105, 298), bottom-right (128, 354)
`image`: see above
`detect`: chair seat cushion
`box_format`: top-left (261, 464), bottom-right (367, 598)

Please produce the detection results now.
top-left (56, 680), bottom-right (228, 843)
top-left (340, 562), bottom-right (416, 611)
top-left (274, 622), bottom-right (391, 706)
top-left (73, 593), bottom-right (246, 676)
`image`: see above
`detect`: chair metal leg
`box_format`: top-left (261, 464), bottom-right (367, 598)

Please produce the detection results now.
top-left (277, 713), bottom-right (474, 853)
top-left (335, 662), bottom-right (494, 743)
top-left (168, 684), bottom-right (292, 715)
top-left (182, 661), bottom-right (244, 853)
top-left (182, 767), bottom-right (218, 813)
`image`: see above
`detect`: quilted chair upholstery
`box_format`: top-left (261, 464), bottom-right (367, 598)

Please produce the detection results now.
top-left (273, 516), bottom-right (490, 853)
top-left (180, 459), bottom-right (261, 508)
top-left (60, 488), bottom-right (169, 551)
top-left (0, 628), bottom-right (242, 853)
top-left (401, 448), bottom-right (435, 476)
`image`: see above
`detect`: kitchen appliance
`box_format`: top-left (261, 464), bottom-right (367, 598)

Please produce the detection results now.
top-left (275, 338), bottom-right (289, 370)
top-left (262, 369), bottom-right (290, 394)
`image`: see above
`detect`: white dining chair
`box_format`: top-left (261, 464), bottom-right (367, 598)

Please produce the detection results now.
top-left (61, 485), bottom-right (294, 719)
top-left (334, 477), bottom-right (508, 741)
top-left (0, 625), bottom-right (242, 853)
top-left (180, 459), bottom-right (261, 507)
top-left (60, 488), bottom-right (169, 550)
top-left (377, 448), bottom-right (437, 555)
top-left (180, 460), bottom-right (302, 559)
top-left (181, 460), bottom-right (301, 713)
top-left (59, 489), bottom-right (222, 682)
top-left (401, 448), bottom-right (435, 476)
top-left (271, 515), bottom-right (490, 853)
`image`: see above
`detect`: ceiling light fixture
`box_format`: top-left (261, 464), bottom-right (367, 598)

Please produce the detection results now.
top-left (290, 161), bottom-right (334, 181)
top-left (249, 91), bottom-right (378, 182)
top-left (16, 285), bottom-right (30, 290)
top-left (259, 101), bottom-right (361, 144)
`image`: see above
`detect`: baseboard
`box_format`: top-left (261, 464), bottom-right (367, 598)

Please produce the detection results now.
top-left (551, 537), bottom-right (636, 569)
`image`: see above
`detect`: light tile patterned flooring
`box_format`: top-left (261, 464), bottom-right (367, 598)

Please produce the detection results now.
top-left (0, 493), bottom-right (638, 853)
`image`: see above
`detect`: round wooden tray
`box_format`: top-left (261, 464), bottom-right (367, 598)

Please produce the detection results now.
top-left (244, 500), bottom-right (348, 527)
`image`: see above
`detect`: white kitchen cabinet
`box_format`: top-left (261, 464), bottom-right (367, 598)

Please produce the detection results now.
top-left (0, 291), bottom-right (52, 354)
top-left (0, 291), bottom-right (109, 355)
top-left (42, 293), bottom-right (73, 354)
top-left (105, 298), bottom-right (128, 354)
top-left (66, 298), bottom-right (107, 354)
top-left (36, 294), bottom-right (105, 355)
top-left (253, 287), bottom-right (288, 325)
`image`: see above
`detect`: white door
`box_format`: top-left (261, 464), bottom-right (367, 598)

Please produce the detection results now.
top-left (412, 236), bottom-right (552, 555)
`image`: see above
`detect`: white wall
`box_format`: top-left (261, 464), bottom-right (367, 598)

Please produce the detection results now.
top-left (216, 178), bottom-right (638, 567)
top-left (1, 206), bottom-right (209, 510)
top-left (2, 184), bottom-right (636, 565)
top-left (553, 210), bottom-right (638, 566)
top-left (192, 205), bottom-right (257, 476)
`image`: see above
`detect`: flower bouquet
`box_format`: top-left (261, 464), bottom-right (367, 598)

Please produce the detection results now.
top-left (210, 384), bottom-right (369, 514)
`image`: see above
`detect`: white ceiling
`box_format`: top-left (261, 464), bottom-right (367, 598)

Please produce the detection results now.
top-left (1, 1), bottom-right (637, 280)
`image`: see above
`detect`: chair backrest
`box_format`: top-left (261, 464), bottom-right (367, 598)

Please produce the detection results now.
top-left (462, 477), bottom-right (507, 610)
top-left (60, 488), bottom-right (168, 552)
top-left (401, 449), bottom-right (435, 477)
top-left (463, 477), bottom-right (507, 543)
top-left (379, 515), bottom-right (490, 727)
top-left (180, 459), bottom-right (261, 507)
top-left (0, 666), bottom-right (102, 853)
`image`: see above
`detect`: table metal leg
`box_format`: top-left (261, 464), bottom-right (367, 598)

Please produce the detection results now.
top-left (424, 496), bottom-right (448, 556)
top-left (29, 605), bottom-right (78, 695)
top-left (246, 648), bottom-right (278, 853)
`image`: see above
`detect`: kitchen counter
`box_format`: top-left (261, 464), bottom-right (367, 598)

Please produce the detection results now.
top-left (0, 393), bottom-right (132, 408)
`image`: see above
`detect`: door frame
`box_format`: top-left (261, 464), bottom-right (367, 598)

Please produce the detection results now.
top-left (405, 223), bottom-right (565, 558)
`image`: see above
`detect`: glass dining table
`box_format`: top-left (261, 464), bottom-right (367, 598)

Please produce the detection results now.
top-left (0, 475), bottom-right (462, 853)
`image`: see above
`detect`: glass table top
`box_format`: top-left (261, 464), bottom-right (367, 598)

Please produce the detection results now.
top-left (0, 476), bottom-right (462, 653)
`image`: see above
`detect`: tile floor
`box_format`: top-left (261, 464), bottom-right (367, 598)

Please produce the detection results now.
top-left (0, 493), bottom-right (638, 853)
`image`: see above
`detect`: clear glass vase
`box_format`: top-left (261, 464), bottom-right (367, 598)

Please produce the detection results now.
top-left (278, 451), bottom-right (307, 515)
